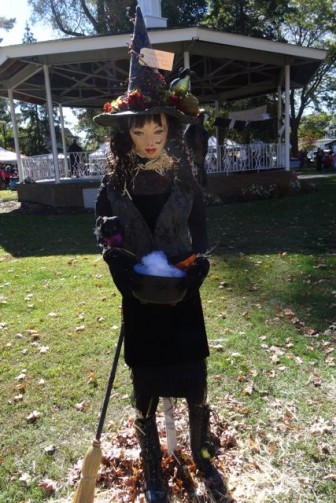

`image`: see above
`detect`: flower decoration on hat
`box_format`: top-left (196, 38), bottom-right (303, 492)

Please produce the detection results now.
top-left (94, 6), bottom-right (200, 126)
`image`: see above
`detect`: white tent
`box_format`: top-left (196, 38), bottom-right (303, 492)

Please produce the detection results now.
top-left (0, 147), bottom-right (27, 163)
top-left (89, 143), bottom-right (106, 160)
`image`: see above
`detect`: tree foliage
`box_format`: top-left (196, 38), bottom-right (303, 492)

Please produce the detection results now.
top-left (0, 99), bottom-right (14, 150)
top-left (204, 0), bottom-right (291, 41)
top-left (27, 0), bottom-right (208, 37)
top-left (162, 0), bottom-right (207, 28)
top-left (28, 0), bottom-right (137, 36)
top-left (73, 108), bottom-right (108, 151)
top-left (0, 16), bottom-right (16, 43)
top-left (298, 112), bottom-right (332, 150)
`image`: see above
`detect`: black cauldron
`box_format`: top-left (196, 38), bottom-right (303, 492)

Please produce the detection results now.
top-left (131, 273), bottom-right (188, 305)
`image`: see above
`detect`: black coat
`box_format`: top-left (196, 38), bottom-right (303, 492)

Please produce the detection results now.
top-left (95, 157), bottom-right (209, 367)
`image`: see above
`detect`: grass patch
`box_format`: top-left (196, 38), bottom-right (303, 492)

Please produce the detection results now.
top-left (0, 177), bottom-right (335, 502)
top-left (0, 190), bottom-right (18, 203)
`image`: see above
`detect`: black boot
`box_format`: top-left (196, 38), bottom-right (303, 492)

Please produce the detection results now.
top-left (189, 404), bottom-right (229, 502)
top-left (135, 416), bottom-right (169, 503)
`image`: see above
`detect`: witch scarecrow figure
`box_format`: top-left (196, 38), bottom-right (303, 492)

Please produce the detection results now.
top-left (93, 6), bottom-right (230, 503)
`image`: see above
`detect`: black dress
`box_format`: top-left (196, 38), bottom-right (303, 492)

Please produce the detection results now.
top-left (95, 165), bottom-right (209, 405)
top-left (124, 191), bottom-right (209, 402)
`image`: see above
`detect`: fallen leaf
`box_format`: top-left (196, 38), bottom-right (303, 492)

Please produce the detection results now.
top-left (38, 478), bottom-right (57, 493)
top-left (283, 308), bottom-right (295, 318)
top-left (243, 382), bottom-right (254, 395)
top-left (87, 372), bottom-right (97, 385)
top-left (44, 445), bottom-right (56, 455)
top-left (15, 373), bottom-right (26, 381)
top-left (323, 473), bottom-right (336, 481)
top-left (28, 330), bottom-right (40, 340)
top-left (26, 410), bottom-right (40, 423)
top-left (75, 401), bottom-right (89, 412)
top-left (16, 382), bottom-right (26, 392)
top-left (19, 472), bottom-right (32, 486)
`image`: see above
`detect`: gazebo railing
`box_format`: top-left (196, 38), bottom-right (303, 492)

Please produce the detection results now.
top-left (21, 152), bottom-right (107, 181)
top-left (206, 143), bottom-right (285, 174)
top-left (20, 143), bottom-right (286, 182)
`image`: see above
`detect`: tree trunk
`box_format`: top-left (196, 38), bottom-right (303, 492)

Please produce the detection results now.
top-left (291, 117), bottom-right (300, 157)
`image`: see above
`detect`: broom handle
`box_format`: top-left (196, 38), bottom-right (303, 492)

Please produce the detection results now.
top-left (95, 323), bottom-right (124, 441)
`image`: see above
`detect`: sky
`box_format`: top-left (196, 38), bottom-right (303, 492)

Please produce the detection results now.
top-left (0, 0), bottom-right (56, 46)
top-left (1, 0), bottom-right (80, 135)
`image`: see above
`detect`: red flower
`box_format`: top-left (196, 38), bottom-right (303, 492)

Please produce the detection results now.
top-left (169, 95), bottom-right (182, 108)
top-left (127, 90), bottom-right (145, 110)
top-left (103, 102), bottom-right (113, 113)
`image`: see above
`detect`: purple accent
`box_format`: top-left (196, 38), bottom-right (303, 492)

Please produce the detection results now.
top-left (105, 234), bottom-right (123, 247)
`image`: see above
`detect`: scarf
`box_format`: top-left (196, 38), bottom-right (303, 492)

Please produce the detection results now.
top-left (135, 149), bottom-right (175, 176)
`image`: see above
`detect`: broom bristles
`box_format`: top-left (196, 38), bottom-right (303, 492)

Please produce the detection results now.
top-left (72, 439), bottom-right (102, 503)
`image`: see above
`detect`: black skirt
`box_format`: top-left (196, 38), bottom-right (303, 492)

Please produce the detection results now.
top-left (131, 359), bottom-right (207, 401)
top-left (122, 291), bottom-right (209, 368)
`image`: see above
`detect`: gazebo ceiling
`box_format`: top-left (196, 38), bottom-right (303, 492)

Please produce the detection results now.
top-left (0, 26), bottom-right (326, 109)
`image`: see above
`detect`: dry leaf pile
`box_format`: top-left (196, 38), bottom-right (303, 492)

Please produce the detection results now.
top-left (68, 406), bottom-right (237, 502)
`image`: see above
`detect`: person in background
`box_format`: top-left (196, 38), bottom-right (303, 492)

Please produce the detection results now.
top-left (322, 150), bottom-right (333, 171)
top-left (93, 7), bottom-right (231, 503)
top-left (3, 166), bottom-right (11, 188)
top-left (315, 148), bottom-right (323, 171)
top-left (332, 150), bottom-right (336, 170)
top-left (68, 138), bottom-right (83, 177)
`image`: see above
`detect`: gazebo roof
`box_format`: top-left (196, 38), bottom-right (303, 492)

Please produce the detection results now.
top-left (0, 26), bottom-right (326, 108)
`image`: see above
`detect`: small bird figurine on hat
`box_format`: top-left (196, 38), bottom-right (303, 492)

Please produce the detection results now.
top-left (169, 67), bottom-right (196, 96)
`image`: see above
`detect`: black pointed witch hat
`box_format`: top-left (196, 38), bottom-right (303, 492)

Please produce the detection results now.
top-left (94, 6), bottom-right (199, 126)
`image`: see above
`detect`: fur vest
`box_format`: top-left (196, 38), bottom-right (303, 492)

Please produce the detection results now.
top-left (99, 154), bottom-right (206, 261)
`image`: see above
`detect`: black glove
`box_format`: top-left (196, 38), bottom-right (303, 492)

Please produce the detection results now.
top-left (103, 248), bottom-right (138, 298)
top-left (184, 256), bottom-right (210, 300)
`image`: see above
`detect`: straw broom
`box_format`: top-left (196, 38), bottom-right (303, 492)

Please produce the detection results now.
top-left (72, 325), bottom-right (124, 503)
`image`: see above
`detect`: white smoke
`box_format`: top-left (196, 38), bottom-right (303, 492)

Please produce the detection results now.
top-left (134, 251), bottom-right (186, 278)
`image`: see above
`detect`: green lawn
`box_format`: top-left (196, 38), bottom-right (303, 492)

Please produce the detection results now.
top-left (0, 189), bottom-right (18, 202)
top-left (0, 178), bottom-right (335, 502)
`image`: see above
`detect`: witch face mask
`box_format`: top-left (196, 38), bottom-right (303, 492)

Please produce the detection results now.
top-left (129, 113), bottom-right (169, 160)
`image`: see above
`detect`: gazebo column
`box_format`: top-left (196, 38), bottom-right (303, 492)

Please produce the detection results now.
top-left (8, 89), bottom-right (23, 181)
top-left (43, 64), bottom-right (60, 183)
top-left (183, 51), bottom-right (190, 68)
top-left (277, 85), bottom-right (285, 168)
top-left (59, 104), bottom-right (69, 177)
top-left (284, 64), bottom-right (291, 171)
